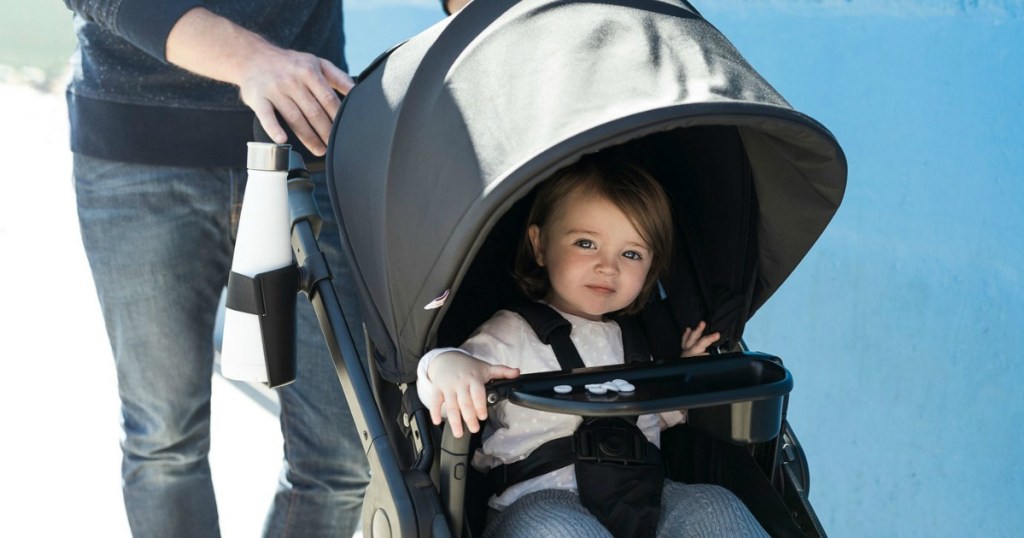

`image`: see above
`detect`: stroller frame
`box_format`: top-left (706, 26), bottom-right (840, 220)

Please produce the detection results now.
top-left (279, 0), bottom-right (846, 535)
top-left (281, 169), bottom-right (448, 536)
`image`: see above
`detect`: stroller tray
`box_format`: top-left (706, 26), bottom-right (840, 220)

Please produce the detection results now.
top-left (486, 351), bottom-right (791, 444)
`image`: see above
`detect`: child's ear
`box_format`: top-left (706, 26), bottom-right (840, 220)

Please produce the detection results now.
top-left (528, 224), bottom-right (545, 266)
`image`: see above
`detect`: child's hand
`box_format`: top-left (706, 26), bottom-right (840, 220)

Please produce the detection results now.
top-left (681, 321), bottom-right (720, 357)
top-left (426, 351), bottom-right (520, 438)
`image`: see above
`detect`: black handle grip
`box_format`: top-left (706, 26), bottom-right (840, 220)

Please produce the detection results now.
top-left (252, 112), bottom-right (288, 144)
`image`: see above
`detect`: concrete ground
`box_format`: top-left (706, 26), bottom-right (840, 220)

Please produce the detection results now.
top-left (0, 83), bottom-right (334, 536)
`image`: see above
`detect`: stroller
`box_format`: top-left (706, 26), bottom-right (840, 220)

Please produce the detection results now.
top-left (274, 0), bottom-right (845, 535)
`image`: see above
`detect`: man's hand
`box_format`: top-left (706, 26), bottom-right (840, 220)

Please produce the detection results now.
top-left (681, 321), bottom-right (720, 357)
top-left (426, 351), bottom-right (520, 438)
top-left (236, 48), bottom-right (353, 156)
top-left (166, 7), bottom-right (354, 156)
top-left (444, 0), bottom-right (472, 14)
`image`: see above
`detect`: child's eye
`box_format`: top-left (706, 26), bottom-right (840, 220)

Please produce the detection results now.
top-left (573, 239), bottom-right (595, 249)
top-left (623, 250), bottom-right (644, 261)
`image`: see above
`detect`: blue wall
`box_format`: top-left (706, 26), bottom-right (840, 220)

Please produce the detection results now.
top-left (346, 3), bottom-right (1024, 536)
top-left (346, 2), bottom-right (445, 74)
top-left (701, 3), bottom-right (1024, 537)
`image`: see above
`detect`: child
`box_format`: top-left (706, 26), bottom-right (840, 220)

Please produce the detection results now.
top-left (417, 156), bottom-right (768, 538)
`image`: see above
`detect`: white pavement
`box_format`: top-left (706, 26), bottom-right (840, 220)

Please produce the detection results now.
top-left (0, 82), bottom-right (319, 537)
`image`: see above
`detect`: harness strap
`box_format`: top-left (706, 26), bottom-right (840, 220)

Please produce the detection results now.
top-left (487, 303), bottom-right (656, 494)
top-left (494, 304), bottom-right (664, 537)
top-left (614, 314), bottom-right (652, 365)
top-left (509, 302), bottom-right (585, 370)
top-left (486, 437), bottom-right (576, 496)
top-left (509, 302), bottom-right (651, 369)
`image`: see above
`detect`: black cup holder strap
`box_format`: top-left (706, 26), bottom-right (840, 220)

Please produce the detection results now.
top-left (226, 265), bottom-right (300, 315)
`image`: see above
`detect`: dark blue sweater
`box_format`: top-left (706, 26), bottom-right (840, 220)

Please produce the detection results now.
top-left (65, 0), bottom-right (346, 168)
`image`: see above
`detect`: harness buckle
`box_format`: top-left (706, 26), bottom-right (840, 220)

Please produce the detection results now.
top-left (572, 418), bottom-right (649, 465)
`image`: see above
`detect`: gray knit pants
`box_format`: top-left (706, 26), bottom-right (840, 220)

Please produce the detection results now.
top-left (481, 481), bottom-right (768, 538)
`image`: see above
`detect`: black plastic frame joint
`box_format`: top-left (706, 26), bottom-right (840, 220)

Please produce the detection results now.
top-left (299, 250), bottom-right (332, 298)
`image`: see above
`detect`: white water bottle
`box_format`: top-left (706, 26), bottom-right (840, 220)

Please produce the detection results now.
top-left (220, 142), bottom-right (298, 387)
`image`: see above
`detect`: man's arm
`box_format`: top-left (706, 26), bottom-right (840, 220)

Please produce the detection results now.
top-left (166, 7), bottom-right (353, 156)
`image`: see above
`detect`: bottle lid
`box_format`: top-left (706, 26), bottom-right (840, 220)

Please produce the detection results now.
top-left (247, 142), bottom-right (291, 171)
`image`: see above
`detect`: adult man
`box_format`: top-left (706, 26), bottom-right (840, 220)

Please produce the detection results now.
top-left (64, 2), bottom-right (369, 535)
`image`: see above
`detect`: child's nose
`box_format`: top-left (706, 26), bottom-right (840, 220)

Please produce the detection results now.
top-left (595, 254), bottom-right (619, 275)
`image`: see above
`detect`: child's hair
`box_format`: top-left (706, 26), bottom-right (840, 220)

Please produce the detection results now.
top-left (513, 154), bottom-right (674, 315)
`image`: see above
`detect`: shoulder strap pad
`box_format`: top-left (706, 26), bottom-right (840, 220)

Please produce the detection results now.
top-left (613, 314), bottom-right (652, 364)
top-left (507, 302), bottom-right (584, 370)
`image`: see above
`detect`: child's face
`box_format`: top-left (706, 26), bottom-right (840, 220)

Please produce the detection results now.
top-left (528, 190), bottom-right (653, 320)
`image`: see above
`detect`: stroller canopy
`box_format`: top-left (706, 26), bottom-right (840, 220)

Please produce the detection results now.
top-left (328, 0), bottom-right (846, 382)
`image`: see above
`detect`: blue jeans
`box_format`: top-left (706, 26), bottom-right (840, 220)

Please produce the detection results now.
top-left (74, 154), bottom-right (369, 537)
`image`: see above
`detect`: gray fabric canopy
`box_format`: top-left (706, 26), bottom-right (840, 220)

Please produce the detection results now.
top-left (328, 0), bottom-right (846, 382)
